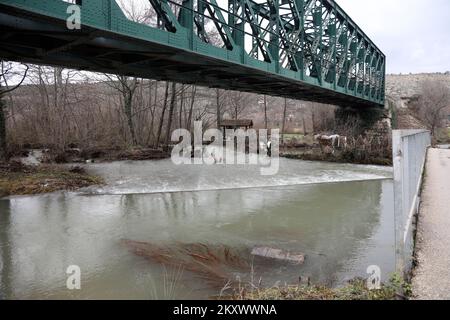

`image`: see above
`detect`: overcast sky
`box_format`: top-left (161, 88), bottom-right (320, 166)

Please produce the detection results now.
top-left (336, 0), bottom-right (450, 74)
top-left (120, 0), bottom-right (450, 74)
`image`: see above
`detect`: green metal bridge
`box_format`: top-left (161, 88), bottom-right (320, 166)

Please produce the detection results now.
top-left (0, 0), bottom-right (385, 108)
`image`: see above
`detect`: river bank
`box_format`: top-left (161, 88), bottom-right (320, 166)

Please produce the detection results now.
top-left (8, 139), bottom-right (392, 171)
top-left (281, 148), bottom-right (393, 166)
top-left (26, 146), bottom-right (170, 164)
top-left (0, 161), bottom-right (103, 197)
top-left (2, 143), bottom-right (392, 197)
top-left (0, 146), bottom-right (167, 197)
top-left (231, 275), bottom-right (411, 300)
top-left (279, 132), bottom-right (392, 166)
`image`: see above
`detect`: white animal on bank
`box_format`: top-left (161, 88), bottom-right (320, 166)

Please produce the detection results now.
top-left (259, 140), bottom-right (272, 156)
top-left (315, 134), bottom-right (348, 151)
top-left (204, 145), bottom-right (223, 164)
top-left (328, 135), bottom-right (348, 148)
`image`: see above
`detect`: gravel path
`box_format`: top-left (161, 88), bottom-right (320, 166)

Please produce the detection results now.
top-left (412, 148), bottom-right (450, 300)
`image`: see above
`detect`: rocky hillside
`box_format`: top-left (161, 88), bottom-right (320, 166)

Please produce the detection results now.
top-left (385, 73), bottom-right (450, 130)
top-left (386, 73), bottom-right (450, 103)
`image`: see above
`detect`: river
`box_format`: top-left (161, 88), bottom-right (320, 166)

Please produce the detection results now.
top-left (0, 157), bottom-right (394, 299)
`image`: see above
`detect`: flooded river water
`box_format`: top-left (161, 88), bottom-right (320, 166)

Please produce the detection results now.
top-left (0, 158), bottom-right (394, 299)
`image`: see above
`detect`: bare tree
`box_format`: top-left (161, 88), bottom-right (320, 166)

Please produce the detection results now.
top-left (227, 90), bottom-right (252, 120)
top-left (19, 66), bottom-right (93, 149)
top-left (411, 80), bottom-right (450, 136)
top-left (0, 61), bottom-right (29, 160)
top-left (104, 74), bottom-right (139, 145)
top-left (215, 88), bottom-right (224, 128)
top-left (311, 104), bottom-right (316, 133)
top-left (144, 80), bottom-right (158, 145)
top-left (178, 84), bottom-right (185, 129)
top-left (186, 85), bottom-right (197, 130)
top-left (281, 98), bottom-right (288, 143)
top-left (165, 82), bottom-right (177, 144)
top-left (263, 95), bottom-right (268, 129)
top-left (155, 82), bottom-right (170, 148)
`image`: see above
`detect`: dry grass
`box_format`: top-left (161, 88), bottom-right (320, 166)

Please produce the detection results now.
top-left (121, 240), bottom-right (412, 300)
top-left (121, 240), bottom-right (251, 288)
top-left (436, 128), bottom-right (450, 144)
top-left (282, 134), bottom-right (392, 166)
top-left (232, 275), bottom-right (411, 301)
top-left (283, 151), bottom-right (392, 166)
top-left (0, 162), bottom-right (103, 196)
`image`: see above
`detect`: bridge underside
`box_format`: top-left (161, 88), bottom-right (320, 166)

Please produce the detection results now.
top-left (0, 1), bottom-right (384, 108)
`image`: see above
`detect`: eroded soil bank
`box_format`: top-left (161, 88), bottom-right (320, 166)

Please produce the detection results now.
top-left (0, 146), bottom-right (168, 196)
top-left (0, 161), bottom-right (103, 197)
top-left (26, 146), bottom-right (170, 164)
top-left (281, 148), bottom-right (392, 166)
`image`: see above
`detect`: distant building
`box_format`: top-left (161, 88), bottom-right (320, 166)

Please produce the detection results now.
top-left (219, 119), bottom-right (255, 148)
top-left (219, 119), bottom-right (254, 131)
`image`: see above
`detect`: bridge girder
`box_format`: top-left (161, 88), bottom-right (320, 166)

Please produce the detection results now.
top-left (0, 0), bottom-right (385, 108)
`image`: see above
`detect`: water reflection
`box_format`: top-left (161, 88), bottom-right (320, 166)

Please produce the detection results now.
top-left (0, 179), bottom-right (394, 299)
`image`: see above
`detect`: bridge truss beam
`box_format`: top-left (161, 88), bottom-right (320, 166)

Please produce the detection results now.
top-left (0, 0), bottom-right (385, 107)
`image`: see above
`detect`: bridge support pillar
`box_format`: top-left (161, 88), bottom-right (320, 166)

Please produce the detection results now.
top-left (334, 106), bottom-right (391, 139)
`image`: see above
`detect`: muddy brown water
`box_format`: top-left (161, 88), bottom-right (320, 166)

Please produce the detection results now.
top-left (0, 158), bottom-right (394, 299)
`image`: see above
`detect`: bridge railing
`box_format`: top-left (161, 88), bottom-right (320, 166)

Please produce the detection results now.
top-left (392, 130), bottom-right (431, 275)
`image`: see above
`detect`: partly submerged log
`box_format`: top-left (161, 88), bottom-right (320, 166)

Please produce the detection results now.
top-left (251, 247), bottom-right (305, 265)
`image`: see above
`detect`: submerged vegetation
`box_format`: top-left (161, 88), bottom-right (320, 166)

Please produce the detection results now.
top-left (0, 161), bottom-right (103, 196)
top-left (121, 240), bottom-right (252, 289)
top-left (122, 240), bottom-right (411, 300)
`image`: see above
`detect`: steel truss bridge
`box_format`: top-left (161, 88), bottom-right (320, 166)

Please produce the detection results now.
top-left (0, 0), bottom-right (385, 108)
